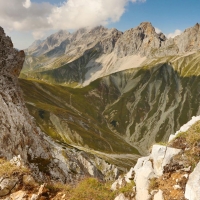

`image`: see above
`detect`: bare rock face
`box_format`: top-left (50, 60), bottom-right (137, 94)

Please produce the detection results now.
top-left (0, 27), bottom-right (48, 161)
top-left (113, 22), bottom-right (200, 58)
top-left (0, 26), bottom-right (118, 182)
top-left (111, 145), bottom-right (181, 200)
top-left (185, 161), bottom-right (200, 200)
top-left (114, 22), bottom-right (167, 57)
top-left (174, 23), bottom-right (200, 53)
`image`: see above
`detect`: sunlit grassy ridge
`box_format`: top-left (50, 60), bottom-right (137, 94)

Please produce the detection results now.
top-left (19, 78), bottom-right (139, 155)
top-left (20, 51), bottom-right (200, 163)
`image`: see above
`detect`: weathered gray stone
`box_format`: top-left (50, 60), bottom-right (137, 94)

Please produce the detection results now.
top-left (185, 161), bottom-right (200, 200)
top-left (0, 178), bottom-right (19, 197)
top-left (151, 145), bottom-right (182, 176)
top-left (22, 175), bottom-right (38, 187)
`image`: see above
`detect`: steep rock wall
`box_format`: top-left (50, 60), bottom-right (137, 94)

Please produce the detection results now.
top-left (0, 27), bottom-right (119, 182)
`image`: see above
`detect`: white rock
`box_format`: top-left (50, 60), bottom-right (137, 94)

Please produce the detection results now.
top-left (10, 155), bottom-right (23, 167)
top-left (182, 166), bottom-right (191, 172)
top-left (169, 116), bottom-right (200, 142)
top-left (185, 161), bottom-right (200, 200)
top-left (124, 167), bottom-right (134, 183)
top-left (183, 174), bottom-right (189, 179)
top-left (151, 145), bottom-right (181, 176)
top-left (30, 194), bottom-right (39, 200)
top-left (133, 156), bottom-right (150, 171)
top-left (114, 193), bottom-right (129, 200)
top-left (173, 185), bottom-right (181, 190)
top-left (153, 189), bottom-right (164, 200)
top-left (150, 190), bottom-right (158, 196)
top-left (111, 176), bottom-right (124, 191)
top-left (111, 145), bottom-right (181, 200)
top-left (0, 178), bottom-right (19, 197)
top-left (134, 158), bottom-right (154, 200)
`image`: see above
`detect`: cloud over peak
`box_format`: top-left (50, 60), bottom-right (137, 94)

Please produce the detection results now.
top-left (0, 0), bottom-right (146, 39)
top-left (167, 29), bottom-right (182, 38)
top-left (23, 0), bottom-right (31, 8)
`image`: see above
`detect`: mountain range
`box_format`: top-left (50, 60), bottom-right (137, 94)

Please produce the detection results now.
top-left (0, 21), bottom-right (200, 199)
top-left (19, 22), bottom-right (200, 169)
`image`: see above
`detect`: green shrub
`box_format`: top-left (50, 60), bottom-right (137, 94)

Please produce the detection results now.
top-left (70, 178), bottom-right (115, 200)
top-left (0, 158), bottom-right (30, 177)
top-left (148, 177), bottom-right (159, 192)
top-left (47, 178), bottom-right (116, 200)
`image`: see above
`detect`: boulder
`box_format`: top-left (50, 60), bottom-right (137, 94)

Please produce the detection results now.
top-left (0, 178), bottom-right (19, 197)
top-left (10, 190), bottom-right (27, 200)
top-left (134, 157), bottom-right (154, 200)
top-left (151, 145), bottom-right (181, 176)
top-left (22, 175), bottom-right (38, 187)
top-left (111, 145), bottom-right (181, 200)
top-left (185, 161), bottom-right (200, 200)
top-left (153, 190), bottom-right (164, 200)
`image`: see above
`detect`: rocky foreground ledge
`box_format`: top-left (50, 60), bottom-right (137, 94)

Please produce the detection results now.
top-left (112, 118), bottom-right (200, 200)
top-left (0, 27), bottom-right (119, 185)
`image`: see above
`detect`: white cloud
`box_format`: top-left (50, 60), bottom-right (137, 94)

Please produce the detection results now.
top-left (23, 0), bottom-right (31, 8)
top-left (0, 0), bottom-right (53, 34)
top-left (130, 0), bottom-right (146, 2)
top-left (32, 30), bottom-right (46, 40)
top-left (47, 0), bottom-right (128, 30)
top-left (155, 27), bottom-right (161, 34)
top-left (167, 29), bottom-right (182, 38)
top-left (0, 0), bottom-right (146, 40)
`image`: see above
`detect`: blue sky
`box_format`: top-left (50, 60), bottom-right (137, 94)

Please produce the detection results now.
top-left (109, 0), bottom-right (200, 34)
top-left (1, 0), bottom-right (199, 49)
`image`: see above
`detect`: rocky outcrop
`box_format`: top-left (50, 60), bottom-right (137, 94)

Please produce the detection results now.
top-left (174, 23), bottom-right (200, 53)
top-left (111, 145), bottom-right (181, 200)
top-left (26, 30), bottom-right (71, 56)
top-left (185, 161), bottom-right (200, 200)
top-left (114, 22), bottom-right (167, 57)
top-left (169, 116), bottom-right (200, 142)
top-left (0, 26), bottom-right (119, 182)
top-left (112, 117), bottom-right (200, 200)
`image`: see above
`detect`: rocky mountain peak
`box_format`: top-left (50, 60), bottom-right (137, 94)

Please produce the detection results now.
top-left (114, 21), bottom-right (166, 57)
top-left (137, 21), bottom-right (156, 34)
top-left (194, 22), bottom-right (199, 28)
top-left (88, 25), bottom-right (108, 34)
top-left (172, 22), bottom-right (200, 53)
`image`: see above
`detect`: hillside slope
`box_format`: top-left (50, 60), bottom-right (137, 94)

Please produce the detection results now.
top-left (19, 22), bottom-right (200, 169)
top-left (20, 51), bottom-right (200, 156)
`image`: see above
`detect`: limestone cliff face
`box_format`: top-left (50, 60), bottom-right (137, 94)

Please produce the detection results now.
top-left (0, 27), bottom-right (46, 161)
top-left (0, 27), bottom-right (119, 182)
top-left (114, 22), bottom-right (167, 57)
